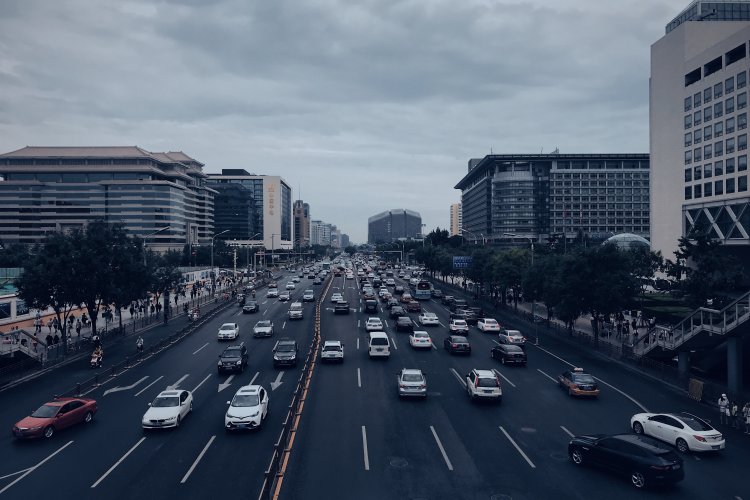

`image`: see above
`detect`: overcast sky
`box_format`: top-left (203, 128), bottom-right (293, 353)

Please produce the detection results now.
top-left (0, 0), bottom-right (687, 243)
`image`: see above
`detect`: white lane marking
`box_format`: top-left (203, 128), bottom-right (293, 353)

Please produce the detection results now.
top-left (270, 372), bottom-right (284, 391)
top-left (218, 374), bottom-right (235, 393)
top-left (430, 426), bottom-right (454, 471)
top-left (192, 374), bottom-right (212, 393)
top-left (282, 321), bottom-right (286, 330)
top-left (357, 320), bottom-right (361, 329)
top-left (438, 322), bottom-right (446, 328)
top-left (380, 307), bottom-right (384, 313)
top-left (560, 425), bottom-right (574, 438)
top-left (361, 426), bottom-right (370, 471)
top-left (357, 338), bottom-right (360, 350)
top-left (134, 375), bottom-right (164, 397)
top-left (431, 343), bottom-right (437, 350)
top-left (357, 368), bottom-right (361, 388)
top-left (493, 369), bottom-right (516, 388)
top-left (234, 310), bottom-right (242, 316)
top-left (192, 342), bottom-right (209, 355)
top-left (91, 437), bottom-right (146, 488)
top-left (263, 309), bottom-right (268, 316)
top-left (104, 376), bottom-right (150, 396)
top-left (532, 344), bottom-right (649, 412)
top-left (384, 320), bottom-right (389, 328)
top-left (449, 368), bottom-right (467, 388)
top-left (0, 468), bottom-right (32, 480)
top-left (167, 374), bottom-right (189, 390)
top-left (390, 336), bottom-right (397, 349)
top-left (249, 371), bottom-right (260, 385)
top-left (262, 300), bottom-right (267, 305)
top-left (492, 340), bottom-right (500, 345)
top-left (537, 369), bottom-right (557, 383)
top-left (499, 426), bottom-right (536, 469)
top-left (180, 435), bottom-right (216, 484)
top-left (0, 441), bottom-right (73, 495)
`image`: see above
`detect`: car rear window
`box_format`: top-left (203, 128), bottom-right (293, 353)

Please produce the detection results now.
top-left (371, 338), bottom-right (389, 346)
top-left (402, 373), bottom-right (423, 382)
top-left (679, 415), bottom-right (713, 431)
top-left (478, 378), bottom-right (498, 388)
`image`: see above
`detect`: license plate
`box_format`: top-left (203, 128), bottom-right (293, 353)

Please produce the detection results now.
top-left (376, 348), bottom-right (382, 352)
top-left (712, 445), bottom-right (721, 450)
top-left (483, 390), bottom-right (493, 393)
top-left (673, 464), bottom-right (681, 469)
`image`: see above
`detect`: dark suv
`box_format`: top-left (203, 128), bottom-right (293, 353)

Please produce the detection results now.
top-left (273, 338), bottom-right (298, 367)
top-left (334, 300), bottom-right (350, 314)
top-left (395, 316), bottom-right (414, 332)
top-left (218, 343), bottom-right (249, 374)
top-left (449, 299), bottom-right (469, 312)
top-left (390, 306), bottom-right (406, 319)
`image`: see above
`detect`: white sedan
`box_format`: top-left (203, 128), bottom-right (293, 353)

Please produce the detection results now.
top-left (630, 412), bottom-right (725, 453)
top-left (477, 318), bottom-right (501, 332)
top-left (418, 312), bottom-right (439, 326)
top-left (449, 319), bottom-right (469, 333)
top-left (225, 385), bottom-right (268, 431)
top-left (142, 390), bottom-right (193, 429)
top-left (365, 317), bottom-right (383, 332)
top-left (330, 293), bottom-right (343, 303)
top-left (286, 282), bottom-right (296, 290)
top-left (409, 331), bottom-right (433, 349)
top-left (218, 323), bottom-right (240, 340)
top-left (267, 289), bottom-right (279, 298)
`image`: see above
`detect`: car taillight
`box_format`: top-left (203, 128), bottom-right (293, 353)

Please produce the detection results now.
top-left (693, 435), bottom-right (707, 442)
top-left (419, 384), bottom-right (426, 389)
top-left (495, 378), bottom-right (501, 387)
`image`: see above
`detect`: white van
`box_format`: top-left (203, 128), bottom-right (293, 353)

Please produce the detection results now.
top-left (288, 301), bottom-right (303, 320)
top-left (368, 332), bottom-right (391, 358)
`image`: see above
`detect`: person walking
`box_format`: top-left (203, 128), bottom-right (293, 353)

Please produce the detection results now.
top-left (743, 402), bottom-right (750, 434)
top-left (731, 401), bottom-right (740, 429)
top-left (718, 394), bottom-right (730, 425)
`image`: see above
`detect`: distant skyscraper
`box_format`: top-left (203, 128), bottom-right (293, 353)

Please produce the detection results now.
top-left (450, 203), bottom-right (462, 236)
top-left (367, 209), bottom-right (422, 244)
top-left (340, 233), bottom-right (350, 248)
top-left (293, 200), bottom-right (310, 248)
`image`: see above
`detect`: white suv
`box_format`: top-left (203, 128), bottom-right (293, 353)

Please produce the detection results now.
top-left (320, 340), bottom-right (344, 362)
top-left (288, 301), bottom-right (303, 320)
top-left (466, 369), bottom-right (502, 402)
top-left (330, 293), bottom-right (343, 303)
top-left (365, 317), bottom-right (383, 332)
top-left (225, 385), bottom-right (268, 431)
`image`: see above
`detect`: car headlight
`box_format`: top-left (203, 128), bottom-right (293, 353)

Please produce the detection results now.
top-left (226, 413), bottom-right (237, 419)
top-left (217, 361), bottom-right (222, 366)
top-left (165, 416), bottom-right (177, 421)
top-left (236, 360), bottom-right (242, 365)
top-left (249, 411), bottom-right (259, 418)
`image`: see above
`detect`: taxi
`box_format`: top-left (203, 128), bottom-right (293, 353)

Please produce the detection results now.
top-left (557, 367), bottom-right (600, 398)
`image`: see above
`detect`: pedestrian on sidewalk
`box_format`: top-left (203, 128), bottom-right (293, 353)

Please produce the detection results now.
top-left (731, 401), bottom-right (740, 428)
top-left (45, 333), bottom-right (53, 346)
top-left (743, 402), bottom-right (750, 434)
top-left (719, 394), bottom-right (730, 425)
top-left (47, 318), bottom-right (53, 334)
top-left (76, 319), bottom-right (82, 336)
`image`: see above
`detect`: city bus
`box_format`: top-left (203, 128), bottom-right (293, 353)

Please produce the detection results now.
top-left (413, 280), bottom-right (432, 300)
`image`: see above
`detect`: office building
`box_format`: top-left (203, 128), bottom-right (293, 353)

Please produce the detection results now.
top-left (450, 203), bottom-right (462, 236)
top-left (0, 146), bottom-right (214, 251)
top-left (207, 182), bottom-right (258, 241)
top-left (293, 200), bottom-right (310, 248)
top-left (651, 0), bottom-right (750, 260)
top-left (367, 209), bottom-right (422, 244)
top-left (340, 233), bottom-right (350, 248)
top-left (454, 153), bottom-right (650, 246)
top-left (206, 170), bottom-right (293, 250)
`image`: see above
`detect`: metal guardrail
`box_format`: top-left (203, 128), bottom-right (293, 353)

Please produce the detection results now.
top-left (257, 274), bottom-right (331, 500)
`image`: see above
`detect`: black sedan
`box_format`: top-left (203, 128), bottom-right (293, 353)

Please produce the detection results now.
top-left (395, 316), bottom-right (414, 332)
top-left (389, 306), bottom-right (406, 319)
top-left (394, 285), bottom-right (405, 295)
top-left (491, 344), bottom-right (527, 365)
top-left (443, 335), bottom-right (471, 354)
top-left (242, 301), bottom-right (259, 313)
top-left (568, 434), bottom-right (684, 489)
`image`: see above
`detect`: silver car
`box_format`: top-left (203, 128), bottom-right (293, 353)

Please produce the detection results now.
top-left (397, 368), bottom-right (427, 398)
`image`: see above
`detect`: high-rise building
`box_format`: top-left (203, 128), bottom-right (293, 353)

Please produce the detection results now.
top-left (340, 233), bottom-right (350, 248)
top-left (293, 200), bottom-right (310, 248)
top-left (367, 209), bottom-right (422, 244)
top-left (206, 169), bottom-right (293, 250)
top-left (0, 146), bottom-right (213, 251)
top-left (207, 183), bottom-right (257, 241)
top-left (454, 154), bottom-right (650, 246)
top-left (450, 203), bottom-right (462, 236)
top-left (651, 0), bottom-right (750, 260)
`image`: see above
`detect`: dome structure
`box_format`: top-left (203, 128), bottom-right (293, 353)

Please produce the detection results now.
top-left (603, 233), bottom-right (650, 251)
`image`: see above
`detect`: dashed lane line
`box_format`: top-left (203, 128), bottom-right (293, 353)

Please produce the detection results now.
top-left (180, 435), bottom-right (216, 484)
top-left (0, 441), bottom-right (73, 495)
top-left (499, 426), bottom-right (536, 469)
top-left (560, 426), bottom-right (574, 438)
top-left (191, 374), bottom-right (212, 393)
top-left (390, 336), bottom-right (398, 350)
top-left (192, 342), bottom-right (209, 355)
top-left (134, 375), bottom-right (164, 397)
top-left (357, 368), bottom-right (361, 388)
top-left (449, 368), bottom-right (467, 388)
top-left (430, 426), bottom-right (454, 471)
top-left (492, 369), bottom-right (516, 388)
top-left (361, 426), bottom-right (370, 471)
top-left (91, 437), bottom-right (146, 488)
top-left (537, 369), bottom-right (557, 384)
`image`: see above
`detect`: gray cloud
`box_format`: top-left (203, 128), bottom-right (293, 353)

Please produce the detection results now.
top-left (0, 0), bottom-right (686, 242)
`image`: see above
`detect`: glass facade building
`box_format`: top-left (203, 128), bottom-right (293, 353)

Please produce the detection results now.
top-left (367, 209), bottom-right (422, 244)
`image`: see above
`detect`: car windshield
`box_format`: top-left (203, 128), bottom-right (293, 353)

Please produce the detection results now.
top-left (256, 321), bottom-right (271, 328)
top-left (31, 404), bottom-right (60, 418)
top-left (678, 414), bottom-right (714, 431)
top-left (152, 396), bottom-right (179, 407)
top-left (231, 394), bottom-right (260, 407)
top-left (478, 378), bottom-right (498, 388)
top-left (402, 373), bottom-right (423, 382)
top-left (222, 349), bottom-right (241, 358)
top-left (276, 343), bottom-right (295, 352)
top-left (571, 373), bottom-right (596, 384)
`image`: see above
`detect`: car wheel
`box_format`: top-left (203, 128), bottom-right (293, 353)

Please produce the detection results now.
top-left (676, 438), bottom-right (689, 453)
top-left (570, 447), bottom-right (584, 465)
top-left (633, 422), bottom-right (644, 435)
top-left (630, 470), bottom-right (646, 489)
top-left (44, 426), bottom-right (55, 439)
top-left (84, 411), bottom-right (94, 423)
top-left (176, 415), bottom-right (181, 427)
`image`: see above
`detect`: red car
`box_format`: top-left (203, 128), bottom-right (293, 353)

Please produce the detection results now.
top-left (12, 397), bottom-right (97, 439)
top-left (405, 300), bottom-right (421, 313)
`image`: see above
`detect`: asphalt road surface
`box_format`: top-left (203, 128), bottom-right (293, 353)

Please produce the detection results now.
top-left (2, 269), bottom-right (749, 500)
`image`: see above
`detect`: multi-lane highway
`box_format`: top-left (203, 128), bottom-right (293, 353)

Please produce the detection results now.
top-left (2, 265), bottom-right (749, 500)
top-left (280, 271), bottom-right (750, 500)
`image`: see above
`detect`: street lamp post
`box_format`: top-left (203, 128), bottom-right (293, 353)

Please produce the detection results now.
top-left (460, 228), bottom-right (485, 245)
top-left (211, 229), bottom-right (229, 295)
top-left (143, 226), bottom-right (170, 266)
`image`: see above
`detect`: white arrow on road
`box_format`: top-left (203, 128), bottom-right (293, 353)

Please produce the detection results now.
top-left (218, 374), bottom-right (235, 393)
top-left (270, 372), bottom-right (284, 391)
top-left (167, 374), bottom-right (189, 390)
top-left (103, 376), bottom-right (149, 396)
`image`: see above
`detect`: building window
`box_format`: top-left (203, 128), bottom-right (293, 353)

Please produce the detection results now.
top-left (704, 163), bottom-right (713, 178)
top-left (715, 160), bottom-right (724, 176)
top-left (740, 134), bottom-right (748, 151)
top-left (685, 114), bottom-right (692, 129)
top-left (694, 110), bottom-right (702, 126)
top-left (685, 168), bottom-right (692, 182)
top-left (685, 150), bottom-right (692, 164)
top-left (739, 92), bottom-right (747, 109)
top-left (685, 96), bottom-right (692, 111)
top-left (727, 137), bottom-right (736, 153)
top-left (715, 102), bottom-right (724, 118)
top-left (695, 130), bottom-right (702, 144)
top-left (715, 140), bottom-right (724, 157)
top-left (694, 165), bottom-right (702, 180)
top-left (704, 182), bottom-right (713, 197)
top-left (740, 155), bottom-right (748, 171)
top-left (740, 176), bottom-right (748, 192)
top-left (715, 121), bottom-right (724, 137)
top-left (726, 96), bottom-right (735, 113)
top-left (685, 186), bottom-right (692, 200)
top-left (727, 116), bottom-right (736, 133)
top-left (727, 177), bottom-right (736, 193)
top-left (715, 180), bottom-right (724, 195)
top-left (739, 112), bottom-right (747, 130)
top-left (726, 76), bottom-right (735, 94)
top-left (738, 71), bottom-right (747, 89)
top-left (694, 184), bottom-right (702, 198)
top-left (715, 82), bottom-right (724, 99)
top-left (704, 125), bottom-right (713, 141)
top-left (704, 106), bottom-right (713, 122)
top-left (694, 147), bottom-right (702, 161)
top-left (704, 87), bottom-right (713, 103)
top-left (704, 144), bottom-right (712, 159)
top-left (685, 132), bottom-right (692, 147)
top-left (727, 157), bottom-right (736, 173)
